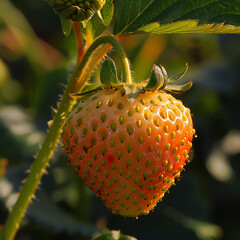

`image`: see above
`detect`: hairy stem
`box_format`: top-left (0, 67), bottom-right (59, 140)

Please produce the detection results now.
top-left (2, 35), bottom-right (130, 240)
top-left (73, 36), bottom-right (132, 90)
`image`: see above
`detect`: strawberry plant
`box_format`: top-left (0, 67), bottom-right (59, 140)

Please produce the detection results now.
top-left (0, 0), bottom-right (240, 239)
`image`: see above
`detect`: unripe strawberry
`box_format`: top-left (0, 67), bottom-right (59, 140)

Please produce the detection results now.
top-left (62, 87), bottom-right (194, 217)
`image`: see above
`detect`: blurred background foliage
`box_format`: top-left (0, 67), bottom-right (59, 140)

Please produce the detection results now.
top-left (1, 0), bottom-right (240, 240)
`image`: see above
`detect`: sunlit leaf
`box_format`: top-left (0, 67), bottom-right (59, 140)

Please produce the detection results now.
top-left (113, 0), bottom-right (240, 35)
top-left (138, 20), bottom-right (240, 34)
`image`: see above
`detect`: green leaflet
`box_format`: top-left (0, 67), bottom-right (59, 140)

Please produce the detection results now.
top-left (113, 0), bottom-right (240, 35)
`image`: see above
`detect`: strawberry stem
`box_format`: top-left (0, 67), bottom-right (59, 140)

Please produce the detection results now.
top-left (2, 35), bottom-right (131, 240)
top-left (73, 21), bottom-right (84, 63)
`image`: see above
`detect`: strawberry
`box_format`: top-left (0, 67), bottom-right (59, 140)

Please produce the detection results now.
top-left (62, 85), bottom-right (194, 217)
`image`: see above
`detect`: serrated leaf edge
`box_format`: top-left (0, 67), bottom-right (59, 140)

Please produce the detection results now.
top-left (137, 20), bottom-right (240, 34)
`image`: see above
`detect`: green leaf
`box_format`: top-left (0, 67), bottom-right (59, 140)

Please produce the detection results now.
top-left (138, 20), bottom-right (240, 34)
top-left (69, 87), bottom-right (103, 98)
top-left (113, 0), bottom-right (240, 35)
top-left (81, 0), bottom-right (113, 42)
top-left (92, 230), bottom-right (137, 240)
top-left (60, 16), bottom-right (73, 37)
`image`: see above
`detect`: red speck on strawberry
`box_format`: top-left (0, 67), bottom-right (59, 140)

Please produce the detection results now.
top-left (107, 155), bottom-right (115, 164)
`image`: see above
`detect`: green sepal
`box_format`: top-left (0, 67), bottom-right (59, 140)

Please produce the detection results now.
top-left (123, 85), bottom-right (142, 104)
top-left (145, 64), bottom-right (168, 92)
top-left (165, 81), bottom-right (193, 93)
top-left (100, 58), bottom-right (118, 87)
top-left (60, 16), bottom-right (72, 37)
top-left (168, 63), bottom-right (188, 83)
top-left (69, 87), bottom-right (103, 98)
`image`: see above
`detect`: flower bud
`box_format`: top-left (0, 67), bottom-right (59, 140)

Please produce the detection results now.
top-left (51, 0), bottom-right (106, 22)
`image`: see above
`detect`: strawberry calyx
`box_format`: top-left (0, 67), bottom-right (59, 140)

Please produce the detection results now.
top-left (100, 60), bottom-right (192, 95)
top-left (70, 60), bottom-right (192, 102)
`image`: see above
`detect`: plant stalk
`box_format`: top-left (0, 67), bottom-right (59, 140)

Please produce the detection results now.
top-left (73, 21), bottom-right (84, 63)
top-left (2, 35), bottom-right (131, 240)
